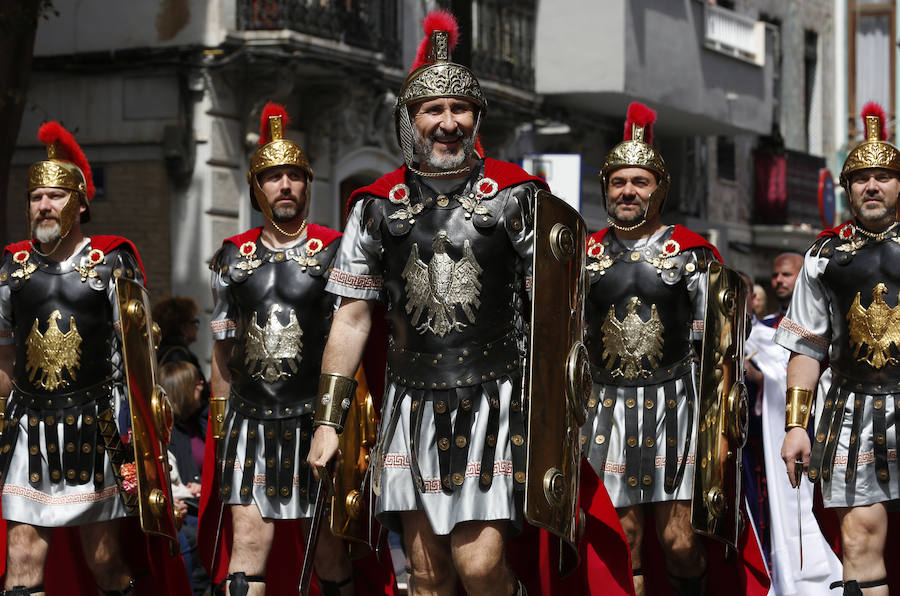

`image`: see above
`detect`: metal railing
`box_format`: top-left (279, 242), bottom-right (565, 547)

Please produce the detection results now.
top-left (236, 0), bottom-right (400, 63)
top-left (704, 3), bottom-right (765, 66)
top-left (471, 0), bottom-right (536, 90)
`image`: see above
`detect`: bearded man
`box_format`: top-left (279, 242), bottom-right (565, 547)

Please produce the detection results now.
top-left (307, 10), bottom-right (549, 595)
top-left (0, 122), bottom-right (148, 594)
top-left (778, 102), bottom-right (900, 596)
top-left (580, 103), bottom-right (722, 596)
top-left (205, 103), bottom-right (350, 596)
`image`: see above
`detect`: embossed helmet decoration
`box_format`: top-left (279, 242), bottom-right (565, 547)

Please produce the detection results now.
top-left (840, 102), bottom-right (900, 192)
top-left (395, 10), bottom-right (486, 169)
top-left (601, 102), bottom-right (671, 221)
top-left (248, 102), bottom-right (313, 219)
top-left (27, 121), bottom-right (95, 239)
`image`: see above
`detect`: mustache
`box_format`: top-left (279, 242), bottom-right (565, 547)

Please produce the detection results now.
top-left (431, 130), bottom-right (465, 142)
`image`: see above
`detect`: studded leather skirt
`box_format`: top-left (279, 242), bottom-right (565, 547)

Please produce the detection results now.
top-left (582, 358), bottom-right (697, 507)
top-left (218, 390), bottom-right (316, 519)
top-left (0, 381), bottom-right (130, 526)
top-left (809, 373), bottom-right (900, 507)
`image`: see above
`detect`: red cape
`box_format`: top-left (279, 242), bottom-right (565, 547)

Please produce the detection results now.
top-left (588, 225), bottom-right (723, 263)
top-left (199, 226), bottom-right (395, 593)
top-left (4, 235), bottom-right (148, 283)
top-left (0, 514), bottom-right (189, 594)
top-left (197, 411), bottom-right (397, 595)
top-left (0, 239), bottom-right (185, 591)
top-left (507, 460), bottom-right (635, 595)
top-left (223, 223), bottom-right (342, 249)
top-left (346, 158), bottom-right (550, 213)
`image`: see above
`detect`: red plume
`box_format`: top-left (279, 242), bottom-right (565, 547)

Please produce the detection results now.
top-left (411, 10), bottom-right (460, 72)
top-left (37, 121), bottom-right (95, 200)
top-left (861, 101), bottom-right (888, 140)
top-left (623, 102), bottom-right (657, 145)
top-left (259, 102), bottom-right (290, 146)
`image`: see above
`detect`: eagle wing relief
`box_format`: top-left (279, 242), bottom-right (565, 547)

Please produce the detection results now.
top-left (847, 292), bottom-right (870, 361)
top-left (846, 284), bottom-right (900, 368)
top-left (402, 244), bottom-right (433, 327)
top-left (599, 298), bottom-right (665, 380)
top-left (402, 231), bottom-right (484, 337)
top-left (643, 304), bottom-right (664, 369)
top-left (244, 304), bottom-right (303, 383)
top-left (25, 310), bottom-right (83, 391)
top-left (600, 304), bottom-right (625, 370)
top-left (447, 240), bottom-right (484, 324)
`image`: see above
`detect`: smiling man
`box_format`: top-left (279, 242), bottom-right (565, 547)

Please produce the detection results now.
top-left (204, 103), bottom-right (350, 596)
top-left (581, 103), bottom-right (722, 596)
top-left (777, 102), bottom-right (900, 596)
top-left (306, 10), bottom-right (549, 596)
top-left (0, 122), bottom-right (148, 594)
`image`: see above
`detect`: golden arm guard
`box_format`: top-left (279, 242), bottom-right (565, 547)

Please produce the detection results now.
top-left (314, 373), bottom-right (358, 433)
top-left (785, 386), bottom-right (814, 431)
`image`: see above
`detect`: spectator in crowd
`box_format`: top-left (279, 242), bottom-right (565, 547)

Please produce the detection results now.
top-left (159, 361), bottom-right (211, 595)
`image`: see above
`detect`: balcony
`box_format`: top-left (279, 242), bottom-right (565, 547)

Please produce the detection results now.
top-left (471, 0), bottom-right (536, 91)
top-left (235, 0), bottom-right (400, 64)
top-left (534, 0), bottom-right (774, 136)
top-left (704, 3), bottom-right (766, 66)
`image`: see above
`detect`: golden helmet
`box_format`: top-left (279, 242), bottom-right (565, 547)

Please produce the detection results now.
top-left (840, 101), bottom-right (900, 191)
top-left (247, 102), bottom-right (313, 219)
top-left (394, 10), bottom-right (486, 168)
top-left (27, 121), bottom-right (95, 238)
top-left (601, 102), bottom-right (671, 220)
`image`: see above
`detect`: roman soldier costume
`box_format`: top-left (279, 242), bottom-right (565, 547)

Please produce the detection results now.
top-left (0, 122), bottom-right (145, 527)
top-left (322, 11), bottom-right (548, 536)
top-left (581, 104), bottom-right (720, 507)
top-left (775, 102), bottom-right (900, 509)
top-left (207, 103), bottom-right (341, 518)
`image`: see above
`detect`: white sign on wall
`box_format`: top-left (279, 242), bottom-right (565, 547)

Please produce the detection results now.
top-left (522, 153), bottom-right (582, 212)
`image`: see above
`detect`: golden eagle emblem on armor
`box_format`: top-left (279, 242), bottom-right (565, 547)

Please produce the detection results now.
top-left (847, 283), bottom-right (900, 369)
top-left (245, 304), bottom-right (303, 383)
top-left (25, 309), bottom-right (82, 391)
top-left (402, 230), bottom-right (483, 337)
top-left (600, 297), bottom-right (664, 380)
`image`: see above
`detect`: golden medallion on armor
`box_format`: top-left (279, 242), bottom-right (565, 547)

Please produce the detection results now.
top-left (402, 230), bottom-right (483, 337)
top-left (586, 241), bottom-right (614, 274)
top-left (235, 241), bottom-right (263, 274)
top-left (245, 304), bottom-right (303, 383)
top-left (11, 250), bottom-right (37, 280)
top-left (600, 297), bottom-right (664, 380)
top-left (387, 184), bottom-right (424, 225)
top-left (847, 283), bottom-right (900, 368)
top-left (26, 310), bottom-right (83, 391)
top-left (287, 237), bottom-right (323, 271)
top-left (73, 248), bottom-right (106, 282)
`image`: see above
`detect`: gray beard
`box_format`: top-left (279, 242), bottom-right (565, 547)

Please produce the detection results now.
top-left (414, 130), bottom-right (475, 171)
top-left (272, 201), bottom-right (299, 222)
top-left (33, 220), bottom-right (61, 244)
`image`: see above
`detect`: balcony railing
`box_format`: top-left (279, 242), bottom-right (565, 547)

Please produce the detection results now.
top-left (704, 3), bottom-right (765, 66)
top-left (237, 0), bottom-right (400, 63)
top-left (471, 0), bottom-right (535, 91)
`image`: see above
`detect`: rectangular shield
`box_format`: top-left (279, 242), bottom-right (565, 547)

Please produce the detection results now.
top-left (116, 278), bottom-right (178, 544)
top-left (692, 261), bottom-right (749, 549)
top-left (525, 190), bottom-right (589, 558)
top-left (330, 367), bottom-right (379, 559)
